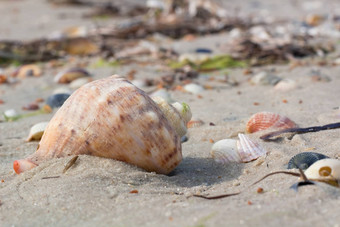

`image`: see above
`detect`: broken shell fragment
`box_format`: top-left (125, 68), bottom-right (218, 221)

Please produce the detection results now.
top-left (288, 152), bottom-right (329, 170)
top-left (26, 122), bottom-right (49, 142)
top-left (13, 64), bottom-right (42, 78)
top-left (304, 159), bottom-right (340, 186)
top-left (274, 79), bottom-right (297, 92)
top-left (211, 133), bottom-right (267, 164)
top-left (14, 75), bottom-right (189, 175)
top-left (246, 112), bottom-right (297, 133)
top-left (54, 68), bottom-right (91, 84)
top-left (46, 93), bottom-right (70, 108)
top-left (187, 118), bottom-right (204, 128)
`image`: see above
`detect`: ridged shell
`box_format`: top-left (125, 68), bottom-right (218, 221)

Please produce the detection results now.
top-left (187, 118), bottom-right (204, 128)
top-left (287, 152), bottom-right (329, 170)
top-left (211, 133), bottom-right (267, 164)
top-left (304, 159), bottom-right (340, 186)
top-left (26, 122), bottom-right (49, 142)
top-left (13, 75), bottom-right (183, 175)
top-left (246, 112), bottom-right (297, 133)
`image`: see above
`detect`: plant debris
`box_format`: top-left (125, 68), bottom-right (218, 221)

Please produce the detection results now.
top-left (63, 156), bottom-right (79, 174)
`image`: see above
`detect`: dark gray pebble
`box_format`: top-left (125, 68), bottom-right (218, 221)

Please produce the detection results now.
top-left (46, 93), bottom-right (70, 108)
top-left (287, 152), bottom-right (329, 170)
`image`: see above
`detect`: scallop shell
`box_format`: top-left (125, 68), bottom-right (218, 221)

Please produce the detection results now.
top-left (54, 68), bottom-right (91, 84)
top-left (26, 122), bottom-right (49, 142)
top-left (304, 159), bottom-right (340, 186)
top-left (211, 133), bottom-right (267, 164)
top-left (246, 112), bottom-right (297, 133)
top-left (13, 75), bottom-right (189, 175)
top-left (288, 152), bottom-right (329, 170)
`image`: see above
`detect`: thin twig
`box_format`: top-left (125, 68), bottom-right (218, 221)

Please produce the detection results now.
top-left (260, 122), bottom-right (340, 141)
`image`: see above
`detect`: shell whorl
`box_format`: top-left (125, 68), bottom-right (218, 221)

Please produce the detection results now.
top-left (14, 75), bottom-right (184, 174)
top-left (151, 96), bottom-right (192, 138)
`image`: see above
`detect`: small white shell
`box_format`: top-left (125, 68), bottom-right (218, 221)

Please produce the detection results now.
top-left (53, 87), bottom-right (73, 95)
top-left (184, 83), bottom-right (204, 94)
top-left (274, 79), bottom-right (297, 92)
top-left (150, 89), bottom-right (173, 103)
top-left (26, 122), bottom-right (49, 142)
top-left (304, 159), bottom-right (340, 185)
top-left (4, 109), bottom-right (19, 118)
top-left (211, 133), bottom-right (267, 164)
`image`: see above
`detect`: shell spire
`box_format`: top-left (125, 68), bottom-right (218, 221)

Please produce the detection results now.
top-left (14, 75), bottom-right (187, 175)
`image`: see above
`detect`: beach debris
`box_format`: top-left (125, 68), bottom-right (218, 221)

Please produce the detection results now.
top-left (288, 152), bottom-right (330, 170)
top-left (274, 79), bottom-right (297, 91)
top-left (12, 64), bottom-right (42, 78)
top-left (211, 133), bottom-right (267, 164)
top-left (250, 71), bottom-right (281, 86)
top-left (184, 83), bottom-right (204, 94)
top-left (0, 74), bottom-right (7, 84)
top-left (303, 159), bottom-right (340, 187)
top-left (260, 122), bottom-right (340, 141)
top-left (3, 106), bottom-right (52, 122)
top-left (26, 122), bottom-right (49, 142)
top-left (54, 68), bottom-right (91, 84)
top-left (170, 55), bottom-right (246, 71)
top-left (22, 103), bottom-right (39, 111)
top-left (187, 118), bottom-right (204, 128)
top-left (246, 112), bottom-right (297, 133)
top-left (13, 75), bottom-right (192, 174)
top-left (46, 93), bottom-right (71, 108)
top-left (63, 156), bottom-right (79, 174)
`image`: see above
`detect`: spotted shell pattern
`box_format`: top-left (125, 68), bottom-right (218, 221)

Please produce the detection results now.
top-left (14, 75), bottom-right (183, 174)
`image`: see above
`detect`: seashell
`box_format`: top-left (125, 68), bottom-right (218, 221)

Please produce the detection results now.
top-left (184, 83), bottom-right (204, 94)
top-left (53, 87), bottom-right (72, 95)
top-left (26, 122), bottom-right (49, 142)
top-left (4, 109), bottom-right (19, 118)
top-left (250, 72), bottom-right (281, 86)
top-left (69, 77), bottom-right (93, 89)
top-left (46, 93), bottom-right (71, 108)
top-left (246, 112), bottom-right (297, 133)
top-left (150, 89), bottom-right (173, 103)
top-left (274, 79), bottom-right (297, 92)
top-left (287, 152), bottom-right (330, 170)
top-left (54, 68), bottom-right (91, 84)
top-left (304, 159), bottom-right (340, 186)
top-left (13, 75), bottom-right (192, 175)
top-left (151, 97), bottom-right (191, 138)
top-left (13, 64), bottom-right (42, 78)
top-left (187, 118), bottom-right (204, 128)
top-left (131, 79), bottom-right (147, 90)
top-left (211, 133), bottom-right (267, 164)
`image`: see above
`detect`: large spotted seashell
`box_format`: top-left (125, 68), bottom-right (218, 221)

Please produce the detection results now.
top-left (304, 159), bottom-right (340, 186)
top-left (246, 111), bottom-right (297, 133)
top-left (211, 133), bottom-right (267, 164)
top-left (13, 75), bottom-right (191, 175)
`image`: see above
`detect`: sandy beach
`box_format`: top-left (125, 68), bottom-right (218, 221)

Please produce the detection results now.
top-left (1, 0), bottom-right (340, 226)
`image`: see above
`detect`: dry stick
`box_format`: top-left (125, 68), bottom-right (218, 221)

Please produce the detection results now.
top-left (193, 171), bottom-right (301, 200)
top-left (260, 122), bottom-right (340, 141)
top-left (63, 156), bottom-right (79, 174)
